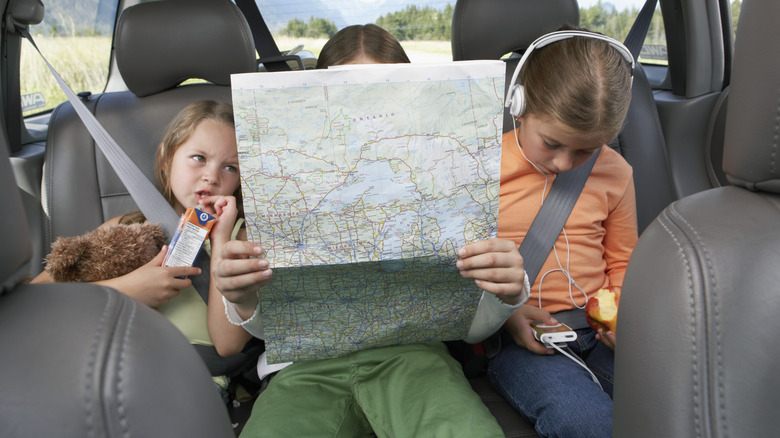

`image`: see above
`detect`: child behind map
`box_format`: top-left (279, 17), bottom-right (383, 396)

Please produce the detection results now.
top-left (209, 25), bottom-right (528, 437)
top-left (315, 23), bottom-right (410, 68)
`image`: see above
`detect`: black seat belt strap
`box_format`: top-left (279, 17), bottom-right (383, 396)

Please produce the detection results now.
top-left (480, 149), bottom-right (600, 358)
top-left (235, 0), bottom-right (299, 71)
top-left (518, 149), bottom-right (600, 285)
top-left (623, 0), bottom-right (659, 60)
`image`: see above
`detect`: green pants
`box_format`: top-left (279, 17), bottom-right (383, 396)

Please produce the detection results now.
top-left (241, 342), bottom-right (503, 438)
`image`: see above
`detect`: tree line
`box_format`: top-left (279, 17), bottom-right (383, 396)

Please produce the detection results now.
top-left (282, 1), bottom-right (742, 46)
top-left (37, 0), bottom-right (741, 43)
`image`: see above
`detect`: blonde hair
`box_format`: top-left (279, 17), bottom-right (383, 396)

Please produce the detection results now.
top-left (521, 29), bottom-right (632, 143)
top-left (155, 100), bottom-right (243, 216)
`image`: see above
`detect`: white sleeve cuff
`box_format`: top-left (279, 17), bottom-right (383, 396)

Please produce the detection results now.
top-left (464, 269), bottom-right (531, 343)
top-left (222, 296), bottom-right (264, 339)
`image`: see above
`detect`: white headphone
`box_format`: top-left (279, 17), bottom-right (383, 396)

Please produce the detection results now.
top-left (504, 30), bottom-right (635, 118)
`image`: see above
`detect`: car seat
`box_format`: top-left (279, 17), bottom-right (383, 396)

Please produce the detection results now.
top-left (42, 0), bottom-right (257, 262)
top-left (0, 126), bottom-right (234, 437)
top-left (452, 0), bottom-right (676, 233)
top-left (612, 0), bottom-right (780, 436)
top-left (39, 0), bottom-right (263, 380)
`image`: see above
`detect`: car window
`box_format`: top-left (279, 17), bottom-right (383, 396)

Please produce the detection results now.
top-left (731, 0), bottom-right (741, 41)
top-left (265, 1), bottom-right (455, 64)
top-left (19, 0), bottom-right (661, 120)
top-left (579, 0), bottom-right (666, 65)
top-left (260, 1), bottom-right (664, 64)
top-left (19, 0), bottom-right (740, 121)
top-left (20, 0), bottom-right (118, 118)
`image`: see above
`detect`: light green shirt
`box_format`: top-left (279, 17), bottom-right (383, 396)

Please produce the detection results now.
top-left (158, 218), bottom-right (244, 346)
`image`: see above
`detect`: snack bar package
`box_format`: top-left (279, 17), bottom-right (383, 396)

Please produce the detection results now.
top-left (163, 207), bottom-right (216, 270)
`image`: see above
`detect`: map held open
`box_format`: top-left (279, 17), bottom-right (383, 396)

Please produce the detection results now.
top-left (232, 61), bottom-right (505, 363)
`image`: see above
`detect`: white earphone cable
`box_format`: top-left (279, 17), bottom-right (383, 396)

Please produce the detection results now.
top-left (513, 116), bottom-right (587, 310)
top-left (548, 342), bottom-right (603, 390)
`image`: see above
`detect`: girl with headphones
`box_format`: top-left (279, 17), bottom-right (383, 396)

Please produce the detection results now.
top-left (488, 27), bottom-right (638, 437)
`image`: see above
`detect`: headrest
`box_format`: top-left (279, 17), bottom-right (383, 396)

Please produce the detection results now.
top-left (114, 0), bottom-right (257, 97)
top-left (451, 0), bottom-right (579, 61)
top-left (7, 0), bottom-right (44, 29)
top-left (722, 1), bottom-right (780, 193)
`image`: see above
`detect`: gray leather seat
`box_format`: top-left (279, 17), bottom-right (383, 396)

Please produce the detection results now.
top-left (41, 0), bottom-right (257, 265)
top-left (39, 0), bottom-right (262, 384)
top-left (613, 0), bottom-right (780, 436)
top-left (452, 0), bottom-right (676, 233)
top-left (0, 122), bottom-right (234, 437)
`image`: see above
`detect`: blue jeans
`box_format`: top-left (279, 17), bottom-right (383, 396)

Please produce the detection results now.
top-left (488, 328), bottom-right (614, 438)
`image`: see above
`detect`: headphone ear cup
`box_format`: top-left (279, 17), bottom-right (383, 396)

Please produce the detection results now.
top-left (508, 84), bottom-right (526, 117)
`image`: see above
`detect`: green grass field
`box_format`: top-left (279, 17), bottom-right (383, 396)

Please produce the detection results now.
top-left (22, 35), bottom-right (111, 115)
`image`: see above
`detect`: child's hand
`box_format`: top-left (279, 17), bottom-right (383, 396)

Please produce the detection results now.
top-left (197, 194), bottom-right (234, 217)
top-left (199, 195), bottom-right (237, 245)
top-left (100, 246), bottom-right (201, 308)
top-left (596, 328), bottom-right (616, 351)
top-left (212, 240), bottom-right (272, 319)
top-left (456, 237), bottom-right (526, 305)
top-left (505, 304), bottom-right (557, 355)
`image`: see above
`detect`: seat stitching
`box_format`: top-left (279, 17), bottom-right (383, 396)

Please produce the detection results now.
top-left (116, 299), bottom-right (137, 438)
top-left (657, 208), bottom-right (703, 437)
top-left (771, 92), bottom-right (779, 173)
top-left (670, 207), bottom-right (727, 438)
top-left (83, 291), bottom-right (115, 438)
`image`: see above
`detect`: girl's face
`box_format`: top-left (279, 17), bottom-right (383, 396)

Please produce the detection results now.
top-left (515, 113), bottom-right (605, 175)
top-left (167, 119), bottom-right (240, 214)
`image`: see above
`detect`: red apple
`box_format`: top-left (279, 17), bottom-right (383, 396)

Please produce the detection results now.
top-left (585, 288), bottom-right (620, 333)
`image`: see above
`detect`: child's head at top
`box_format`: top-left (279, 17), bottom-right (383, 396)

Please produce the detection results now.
top-left (517, 26), bottom-right (633, 144)
top-left (155, 100), bottom-right (241, 215)
top-left (316, 24), bottom-right (410, 68)
top-left (511, 27), bottom-right (633, 174)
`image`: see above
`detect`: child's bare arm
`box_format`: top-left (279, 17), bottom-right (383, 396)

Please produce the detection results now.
top-left (211, 240), bottom-right (271, 318)
top-left (204, 195), bottom-right (261, 353)
top-left (94, 246), bottom-right (199, 307)
top-left (206, 195), bottom-right (271, 342)
top-left (32, 212), bottom-right (199, 308)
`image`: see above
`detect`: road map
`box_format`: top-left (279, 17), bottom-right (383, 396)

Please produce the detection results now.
top-left (232, 61), bottom-right (505, 363)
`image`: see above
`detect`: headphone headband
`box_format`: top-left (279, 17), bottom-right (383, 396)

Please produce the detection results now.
top-left (504, 30), bottom-right (635, 115)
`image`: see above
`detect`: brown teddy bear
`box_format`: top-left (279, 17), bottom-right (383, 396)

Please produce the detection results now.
top-left (45, 222), bottom-right (166, 282)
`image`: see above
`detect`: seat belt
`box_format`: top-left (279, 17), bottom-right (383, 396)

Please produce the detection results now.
top-left (623, 0), bottom-right (658, 60)
top-left (454, 150), bottom-right (601, 366)
top-left (20, 28), bottom-right (212, 302)
top-left (518, 149), bottom-right (600, 285)
top-left (234, 0), bottom-right (301, 71)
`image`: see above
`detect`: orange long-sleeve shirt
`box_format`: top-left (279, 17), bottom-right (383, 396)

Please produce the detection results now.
top-left (497, 129), bottom-right (638, 313)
